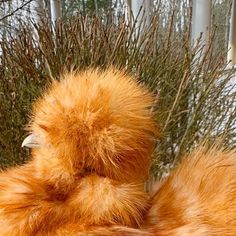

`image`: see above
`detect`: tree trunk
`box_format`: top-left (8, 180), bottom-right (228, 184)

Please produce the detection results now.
top-left (227, 0), bottom-right (236, 65)
top-left (126, 0), bottom-right (152, 29)
top-left (50, 0), bottom-right (62, 24)
top-left (125, 0), bottom-right (132, 22)
top-left (94, 0), bottom-right (98, 16)
top-left (191, 0), bottom-right (211, 45)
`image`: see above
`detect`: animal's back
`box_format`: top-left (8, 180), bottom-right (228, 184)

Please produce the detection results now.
top-left (145, 147), bottom-right (236, 236)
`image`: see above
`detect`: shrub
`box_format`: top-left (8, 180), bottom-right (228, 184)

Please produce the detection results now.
top-left (0, 12), bottom-right (235, 178)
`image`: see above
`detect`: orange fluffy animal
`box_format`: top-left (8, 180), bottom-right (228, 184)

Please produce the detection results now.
top-left (2, 68), bottom-right (236, 236)
top-left (145, 146), bottom-right (236, 236)
top-left (0, 68), bottom-right (157, 235)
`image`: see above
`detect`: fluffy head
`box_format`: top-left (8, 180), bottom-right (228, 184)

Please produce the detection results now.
top-left (29, 68), bottom-right (157, 182)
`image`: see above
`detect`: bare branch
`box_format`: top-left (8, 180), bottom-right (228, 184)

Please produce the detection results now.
top-left (0, 0), bottom-right (34, 22)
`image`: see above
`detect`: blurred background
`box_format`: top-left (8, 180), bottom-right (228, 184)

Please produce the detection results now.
top-left (1, 0), bottom-right (236, 178)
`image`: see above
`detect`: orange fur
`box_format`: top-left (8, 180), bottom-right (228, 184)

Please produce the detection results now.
top-left (53, 222), bottom-right (150, 236)
top-left (2, 67), bottom-right (236, 236)
top-left (31, 68), bottom-right (156, 185)
top-left (0, 68), bottom-right (156, 235)
top-left (145, 147), bottom-right (236, 236)
top-left (0, 166), bottom-right (149, 235)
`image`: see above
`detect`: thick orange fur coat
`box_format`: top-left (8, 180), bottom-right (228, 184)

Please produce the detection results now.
top-left (0, 69), bottom-right (156, 235)
top-left (2, 68), bottom-right (236, 236)
top-left (145, 146), bottom-right (236, 236)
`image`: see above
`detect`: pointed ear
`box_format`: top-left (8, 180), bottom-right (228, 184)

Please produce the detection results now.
top-left (22, 134), bottom-right (41, 148)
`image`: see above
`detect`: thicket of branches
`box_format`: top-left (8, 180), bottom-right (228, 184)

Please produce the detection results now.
top-left (1, 3), bottom-right (236, 178)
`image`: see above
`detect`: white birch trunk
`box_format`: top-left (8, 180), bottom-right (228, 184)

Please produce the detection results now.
top-left (50, 0), bottom-right (62, 25)
top-left (125, 0), bottom-right (152, 27)
top-left (125, 0), bottom-right (132, 23)
top-left (191, 0), bottom-right (211, 45)
top-left (143, 0), bottom-right (152, 25)
top-left (227, 0), bottom-right (236, 65)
